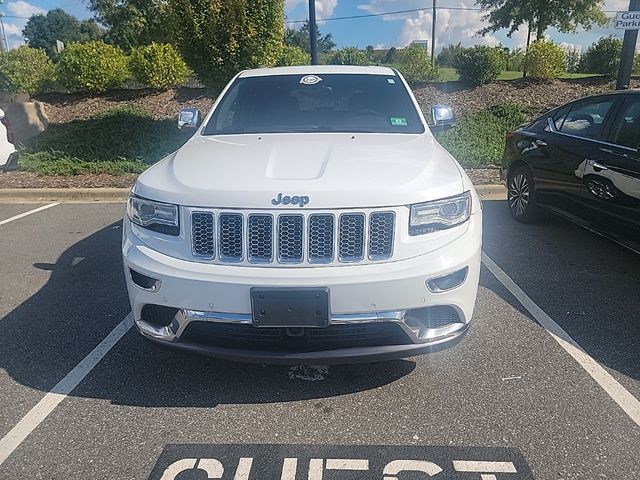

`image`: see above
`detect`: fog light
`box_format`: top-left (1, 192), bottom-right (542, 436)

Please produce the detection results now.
top-left (426, 267), bottom-right (468, 292)
top-left (129, 268), bottom-right (161, 292)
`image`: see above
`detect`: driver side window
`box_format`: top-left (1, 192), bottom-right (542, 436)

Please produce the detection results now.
top-left (559, 98), bottom-right (615, 140)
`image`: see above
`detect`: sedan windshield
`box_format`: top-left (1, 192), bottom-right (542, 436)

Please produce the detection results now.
top-left (203, 73), bottom-right (425, 135)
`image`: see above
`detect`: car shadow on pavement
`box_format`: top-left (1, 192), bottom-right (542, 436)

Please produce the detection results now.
top-left (481, 200), bottom-right (640, 388)
top-left (0, 222), bottom-right (415, 408)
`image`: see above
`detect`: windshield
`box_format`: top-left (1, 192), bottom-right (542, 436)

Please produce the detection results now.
top-left (202, 73), bottom-right (425, 135)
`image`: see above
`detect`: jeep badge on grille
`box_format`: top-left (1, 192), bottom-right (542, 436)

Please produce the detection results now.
top-left (271, 193), bottom-right (310, 207)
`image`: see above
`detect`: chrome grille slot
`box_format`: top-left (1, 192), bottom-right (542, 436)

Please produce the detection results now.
top-left (368, 212), bottom-right (395, 260)
top-left (248, 214), bottom-right (273, 263)
top-left (191, 212), bottom-right (214, 258)
top-left (191, 209), bottom-right (396, 265)
top-left (339, 214), bottom-right (365, 262)
top-left (308, 214), bottom-right (334, 263)
top-left (219, 213), bottom-right (243, 262)
top-left (278, 215), bottom-right (304, 263)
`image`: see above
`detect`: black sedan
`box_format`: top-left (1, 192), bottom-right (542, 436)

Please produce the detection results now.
top-left (502, 90), bottom-right (640, 253)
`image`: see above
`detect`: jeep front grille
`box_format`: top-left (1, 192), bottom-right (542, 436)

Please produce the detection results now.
top-left (190, 210), bottom-right (395, 266)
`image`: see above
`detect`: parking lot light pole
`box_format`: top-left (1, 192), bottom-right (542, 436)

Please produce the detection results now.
top-left (309, 0), bottom-right (318, 65)
top-left (616, 0), bottom-right (640, 90)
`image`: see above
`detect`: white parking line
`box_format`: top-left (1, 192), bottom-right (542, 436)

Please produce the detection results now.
top-left (0, 203), bottom-right (60, 226)
top-left (482, 252), bottom-right (640, 427)
top-left (0, 313), bottom-right (133, 467)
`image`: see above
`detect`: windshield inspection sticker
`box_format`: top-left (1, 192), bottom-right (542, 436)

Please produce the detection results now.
top-left (390, 117), bottom-right (408, 126)
top-left (387, 78), bottom-right (396, 84)
top-left (300, 75), bottom-right (323, 85)
top-left (149, 444), bottom-right (534, 479)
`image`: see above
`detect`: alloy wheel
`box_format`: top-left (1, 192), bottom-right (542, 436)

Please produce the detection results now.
top-left (509, 172), bottom-right (530, 217)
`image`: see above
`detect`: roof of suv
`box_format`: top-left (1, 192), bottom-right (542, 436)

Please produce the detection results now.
top-left (238, 65), bottom-right (397, 78)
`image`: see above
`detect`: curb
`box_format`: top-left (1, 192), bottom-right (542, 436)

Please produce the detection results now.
top-left (0, 188), bottom-right (131, 203)
top-left (0, 184), bottom-right (507, 203)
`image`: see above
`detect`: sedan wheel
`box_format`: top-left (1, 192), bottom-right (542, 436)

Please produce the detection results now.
top-left (508, 167), bottom-right (538, 223)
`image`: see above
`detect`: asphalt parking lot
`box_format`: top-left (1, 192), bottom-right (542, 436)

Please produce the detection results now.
top-left (0, 199), bottom-right (639, 479)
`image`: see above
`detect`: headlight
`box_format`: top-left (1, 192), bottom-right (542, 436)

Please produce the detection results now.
top-left (127, 195), bottom-right (180, 236)
top-left (409, 191), bottom-right (471, 235)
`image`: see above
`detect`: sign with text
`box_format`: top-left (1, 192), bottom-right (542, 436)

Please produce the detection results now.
top-left (615, 11), bottom-right (640, 30)
top-left (149, 444), bottom-right (534, 480)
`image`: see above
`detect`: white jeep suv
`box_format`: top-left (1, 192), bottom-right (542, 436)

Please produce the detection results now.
top-left (122, 66), bottom-right (482, 364)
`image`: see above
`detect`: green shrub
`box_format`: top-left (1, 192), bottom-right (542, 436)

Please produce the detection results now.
top-left (397, 44), bottom-right (437, 83)
top-left (579, 36), bottom-right (623, 76)
top-left (129, 43), bottom-right (190, 89)
top-left (524, 40), bottom-right (565, 80)
top-left (0, 46), bottom-right (56, 95)
top-left (276, 45), bottom-right (310, 66)
top-left (505, 48), bottom-right (525, 71)
top-left (454, 45), bottom-right (505, 86)
top-left (329, 47), bottom-right (370, 66)
top-left (168, 0), bottom-right (284, 90)
top-left (634, 53), bottom-right (640, 74)
top-left (436, 103), bottom-right (534, 167)
top-left (57, 41), bottom-right (128, 93)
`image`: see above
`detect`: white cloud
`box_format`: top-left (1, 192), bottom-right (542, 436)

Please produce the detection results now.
top-left (358, 1), bottom-right (498, 50)
top-left (286, 0), bottom-right (338, 19)
top-left (7, 0), bottom-right (46, 18)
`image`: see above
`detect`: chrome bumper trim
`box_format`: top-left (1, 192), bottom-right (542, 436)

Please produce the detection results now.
top-left (135, 307), bottom-right (467, 346)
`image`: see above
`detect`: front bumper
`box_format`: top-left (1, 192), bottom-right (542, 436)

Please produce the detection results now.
top-left (122, 211), bottom-right (481, 364)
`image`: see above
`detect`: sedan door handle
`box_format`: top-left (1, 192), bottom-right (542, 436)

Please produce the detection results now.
top-left (534, 139), bottom-right (548, 147)
top-left (588, 160), bottom-right (608, 171)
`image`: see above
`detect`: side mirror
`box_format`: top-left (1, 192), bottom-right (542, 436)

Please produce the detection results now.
top-left (0, 108), bottom-right (5, 120)
top-left (178, 108), bottom-right (201, 129)
top-left (429, 105), bottom-right (455, 133)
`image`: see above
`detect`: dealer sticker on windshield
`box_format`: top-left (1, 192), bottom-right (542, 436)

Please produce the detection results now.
top-left (390, 117), bottom-right (408, 126)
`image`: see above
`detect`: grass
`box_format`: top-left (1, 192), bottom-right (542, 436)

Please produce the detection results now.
top-left (435, 67), bottom-right (602, 82)
top-left (18, 105), bottom-right (191, 176)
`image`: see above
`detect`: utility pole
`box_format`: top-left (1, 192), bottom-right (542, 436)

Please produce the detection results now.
top-left (0, 0), bottom-right (8, 53)
top-left (616, 0), bottom-right (640, 90)
top-left (431, 0), bottom-right (437, 66)
top-left (309, 0), bottom-right (318, 65)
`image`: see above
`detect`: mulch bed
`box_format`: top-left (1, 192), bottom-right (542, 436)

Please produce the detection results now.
top-left (0, 168), bottom-right (503, 189)
top-left (0, 171), bottom-right (138, 189)
top-left (10, 77), bottom-right (633, 190)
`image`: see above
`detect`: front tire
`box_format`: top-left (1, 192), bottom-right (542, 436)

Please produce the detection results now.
top-left (508, 166), bottom-right (539, 223)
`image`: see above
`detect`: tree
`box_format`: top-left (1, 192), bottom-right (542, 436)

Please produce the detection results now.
top-left (382, 47), bottom-right (397, 64)
top-left (437, 43), bottom-right (464, 67)
top-left (475, 0), bottom-right (608, 41)
top-left (22, 9), bottom-right (102, 58)
top-left (87, 0), bottom-right (171, 51)
top-left (168, 0), bottom-right (285, 90)
top-left (328, 47), bottom-right (370, 66)
top-left (579, 36), bottom-right (623, 76)
top-left (284, 21), bottom-right (335, 54)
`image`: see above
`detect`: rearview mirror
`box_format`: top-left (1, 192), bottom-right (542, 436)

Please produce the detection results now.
top-left (430, 105), bottom-right (455, 133)
top-left (178, 108), bottom-right (201, 129)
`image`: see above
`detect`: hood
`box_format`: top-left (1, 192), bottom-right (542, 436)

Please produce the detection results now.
top-left (133, 133), bottom-right (464, 209)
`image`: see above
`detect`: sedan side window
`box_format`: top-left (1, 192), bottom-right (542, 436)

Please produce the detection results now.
top-left (608, 98), bottom-right (640, 149)
top-left (559, 99), bottom-right (615, 140)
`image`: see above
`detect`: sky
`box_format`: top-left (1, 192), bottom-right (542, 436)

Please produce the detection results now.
top-left (0, 0), bottom-right (636, 53)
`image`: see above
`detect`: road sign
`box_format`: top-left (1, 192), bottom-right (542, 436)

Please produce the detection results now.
top-left (615, 11), bottom-right (640, 30)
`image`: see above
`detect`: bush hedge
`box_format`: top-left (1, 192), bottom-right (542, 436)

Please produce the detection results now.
top-left (329, 47), bottom-right (370, 66)
top-left (57, 41), bottom-right (128, 93)
top-left (397, 44), bottom-right (437, 83)
top-left (129, 43), bottom-right (190, 89)
top-left (0, 46), bottom-right (56, 95)
top-left (524, 41), bottom-right (565, 80)
top-left (436, 103), bottom-right (534, 167)
top-left (454, 45), bottom-right (505, 86)
top-left (276, 45), bottom-right (310, 66)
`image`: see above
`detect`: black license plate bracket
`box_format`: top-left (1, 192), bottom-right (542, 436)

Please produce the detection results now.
top-left (250, 288), bottom-right (330, 328)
